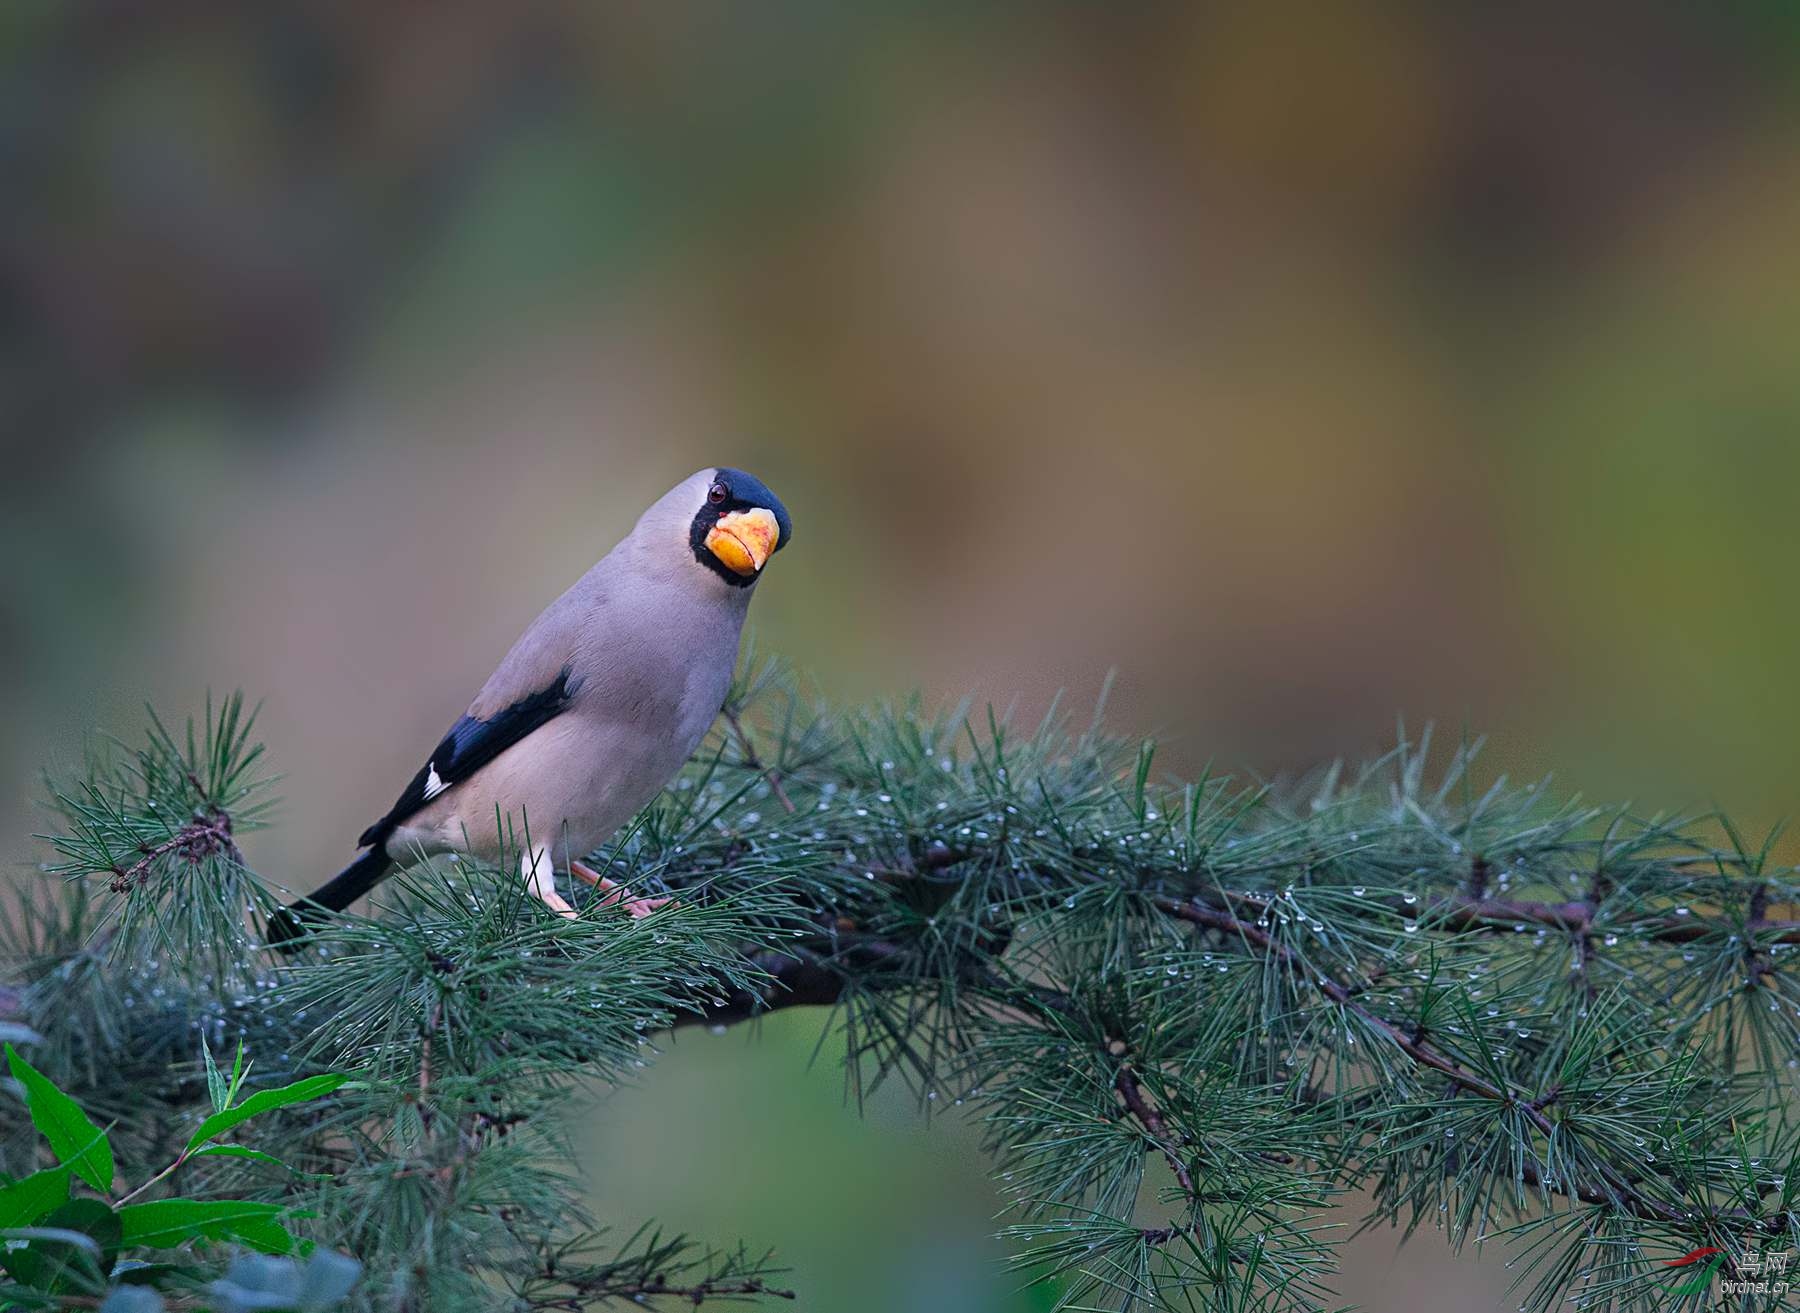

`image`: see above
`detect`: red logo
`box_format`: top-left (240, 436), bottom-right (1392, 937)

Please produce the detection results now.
top-left (1663, 1247), bottom-right (1723, 1268)
top-left (1662, 1247), bottom-right (1725, 1297)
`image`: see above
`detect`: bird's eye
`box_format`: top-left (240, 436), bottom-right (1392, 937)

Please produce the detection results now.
top-left (708, 480), bottom-right (729, 505)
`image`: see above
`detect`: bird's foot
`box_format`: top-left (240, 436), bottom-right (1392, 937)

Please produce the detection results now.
top-left (569, 859), bottom-right (673, 919)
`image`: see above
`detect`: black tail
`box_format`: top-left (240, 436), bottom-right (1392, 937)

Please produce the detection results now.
top-left (265, 847), bottom-right (393, 952)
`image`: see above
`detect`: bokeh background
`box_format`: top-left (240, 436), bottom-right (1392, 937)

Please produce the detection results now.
top-left (6, 5), bottom-right (1800, 1309)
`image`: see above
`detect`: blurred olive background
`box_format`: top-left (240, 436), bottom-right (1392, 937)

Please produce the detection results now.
top-left (6, 4), bottom-right (1800, 1309)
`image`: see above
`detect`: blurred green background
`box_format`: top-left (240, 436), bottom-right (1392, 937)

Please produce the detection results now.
top-left (6, 5), bottom-right (1800, 1309)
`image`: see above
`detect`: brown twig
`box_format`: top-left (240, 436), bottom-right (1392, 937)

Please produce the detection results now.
top-left (1527, 1083), bottom-right (1563, 1114)
top-left (1114, 1063), bottom-right (1196, 1197)
top-left (417, 968), bottom-right (449, 1131)
top-left (668, 937), bottom-right (908, 1030)
top-left (1425, 895), bottom-right (1800, 946)
top-left (721, 705), bottom-right (796, 814)
top-left (1138, 1223), bottom-right (1188, 1246)
top-left (419, 1001), bottom-right (442, 1104)
top-left (1465, 855), bottom-right (1491, 900)
top-left (548, 1273), bottom-right (797, 1305)
top-left (108, 810), bottom-right (238, 893)
top-left (1153, 897), bottom-right (1515, 1104)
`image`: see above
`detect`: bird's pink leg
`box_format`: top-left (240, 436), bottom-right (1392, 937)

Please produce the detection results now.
top-left (569, 859), bottom-right (673, 919)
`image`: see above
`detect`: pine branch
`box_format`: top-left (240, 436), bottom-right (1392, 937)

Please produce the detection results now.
top-left (103, 807), bottom-right (239, 893)
top-left (1113, 1061), bottom-right (1198, 1204)
top-left (538, 1271), bottom-right (796, 1305)
top-left (7, 680), bottom-right (1800, 1311)
top-left (1426, 892), bottom-right (1800, 946)
top-left (513, 1231), bottom-right (795, 1309)
top-left (1149, 893), bottom-right (1781, 1235)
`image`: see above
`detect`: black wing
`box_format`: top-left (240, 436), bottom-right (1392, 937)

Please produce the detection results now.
top-left (357, 666), bottom-right (583, 849)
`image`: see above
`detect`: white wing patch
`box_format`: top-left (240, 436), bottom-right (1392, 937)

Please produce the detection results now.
top-left (423, 763), bottom-right (448, 800)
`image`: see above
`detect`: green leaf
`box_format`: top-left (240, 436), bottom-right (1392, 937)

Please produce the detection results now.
top-left (0, 1283), bottom-right (56, 1312)
top-left (112, 1260), bottom-right (195, 1287)
top-left (4, 1045), bottom-right (113, 1192)
top-left (200, 1040), bottom-right (227, 1114)
top-left (116, 1198), bottom-right (293, 1255)
top-left (188, 1145), bottom-right (332, 1184)
top-left (227, 1041), bottom-right (248, 1104)
top-left (188, 1145), bottom-right (286, 1167)
top-left (0, 1170), bottom-right (71, 1230)
top-left (0, 1227), bottom-right (101, 1250)
top-left (182, 1073), bottom-right (346, 1156)
top-left (54, 1199), bottom-right (121, 1267)
top-left (2, 1199), bottom-right (121, 1293)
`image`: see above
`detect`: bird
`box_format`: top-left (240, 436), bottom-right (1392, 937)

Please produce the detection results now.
top-left (266, 467), bottom-right (792, 948)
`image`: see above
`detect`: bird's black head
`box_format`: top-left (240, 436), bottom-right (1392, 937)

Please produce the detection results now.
top-left (690, 468), bottom-right (793, 587)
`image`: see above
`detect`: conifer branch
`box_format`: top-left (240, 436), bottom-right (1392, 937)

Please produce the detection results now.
top-left (1113, 1062), bottom-right (1197, 1197)
top-left (7, 679), bottom-right (1799, 1311)
top-left (1425, 893), bottom-right (1800, 945)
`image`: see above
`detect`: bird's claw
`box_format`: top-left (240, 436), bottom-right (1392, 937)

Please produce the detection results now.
top-left (570, 859), bottom-right (674, 919)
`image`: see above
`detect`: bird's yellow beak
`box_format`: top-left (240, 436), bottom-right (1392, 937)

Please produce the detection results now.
top-left (705, 507), bottom-right (781, 576)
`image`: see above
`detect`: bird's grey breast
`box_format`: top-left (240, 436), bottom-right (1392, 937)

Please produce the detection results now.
top-left (569, 581), bottom-right (746, 767)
